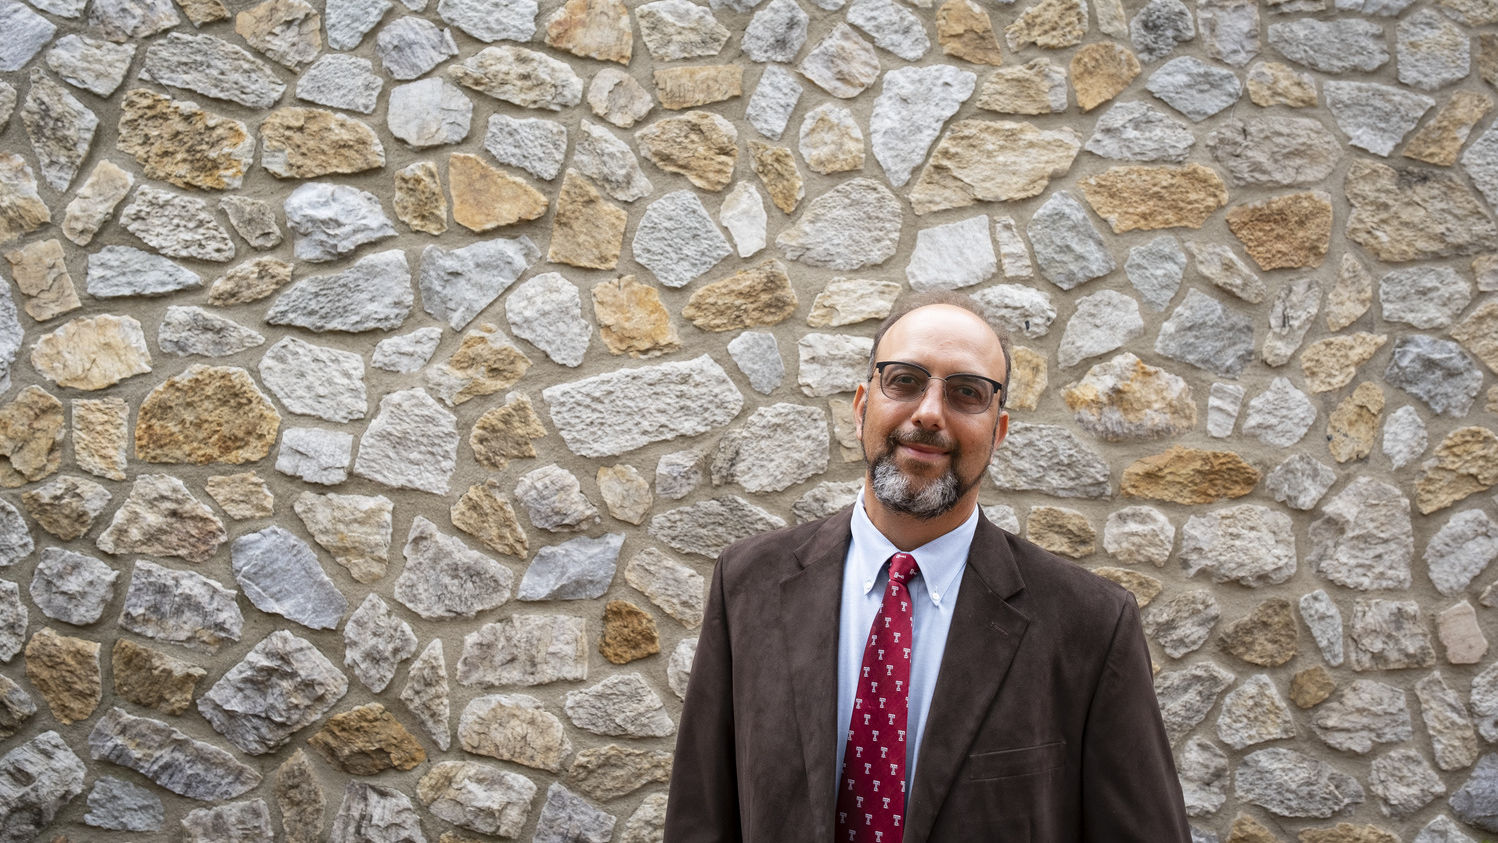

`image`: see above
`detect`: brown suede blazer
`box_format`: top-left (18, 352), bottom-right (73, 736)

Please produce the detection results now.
top-left (664, 508), bottom-right (1191, 843)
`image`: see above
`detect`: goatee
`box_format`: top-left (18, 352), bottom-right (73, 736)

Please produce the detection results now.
top-left (866, 429), bottom-right (978, 520)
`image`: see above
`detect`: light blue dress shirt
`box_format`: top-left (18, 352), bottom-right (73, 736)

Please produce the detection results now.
top-left (835, 491), bottom-right (976, 795)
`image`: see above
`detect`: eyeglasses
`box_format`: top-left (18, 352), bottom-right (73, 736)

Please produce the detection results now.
top-left (872, 361), bottom-right (1004, 414)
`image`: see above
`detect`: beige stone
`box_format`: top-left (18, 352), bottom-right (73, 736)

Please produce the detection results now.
top-left (1438, 601), bottom-right (1488, 664)
top-left (0, 154), bottom-right (49, 245)
top-left (683, 259), bottom-right (797, 332)
top-left (1091, 567), bottom-right (1162, 607)
top-left (1229, 813), bottom-right (1283, 843)
top-left (588, 69), bottom-right (654, 128)
top-left (910, 120), bottom-right (1081, 215)
top-left (1080, 165), bottom-right (1228, 233)
top-left (394, 161), bottom-right (447, 236)
top-left (294, 492), bottom-right (391, 583)
top-left (260, 108), bottom-right (384, 178)
top-left (1246, 61), bottom-right (1317, 108)
top-left (1219, 598), bottom-right (1297, 667)
top-left (24, 628), bottom-right (99, 725)
top-left (61, 160), bottom-right (134, 246)
top-left (1226, 191), bottom-right (1332, 270)
top-left (1327, 383), bottom-right (1383, 464)
top-left (599, 464), bottom-right (652, 525)
top-left (1121, 447), bottom-right (1259, 505)
top-left (1007, 346), bottom-right (1047, 412)
top-left (179, 0), bottom-right (229, 24)
top-left (22, 475), bottom-right (110, 540)
top-left (112, 638), bottom-right (206, 716)
top-left (1345, 158), bottom-right (1498, 262)
top-left (567, 745), bottom-right (673, 801)
top-left (204, 472), bottom-right (274, 520)
top-left (1026, 506), bottom-right (1094, 558)
top-left (71, 398), bottom-right (127, 481)
top-left (1061, 354), bottom-right (1195, 441)
top-left (117, 89), bottom-right (254, 191)
top-left (1490, 386), bottom-right (1498, 414)
top-left (1404, 91), bottom-right (1493, 167)
top-left (470, 394), bottom-right (547, 470)
top-left (654, 65), bottom-right (742, 110)
top-left (1416, 426), bottom-right (1498, 514)
top-left (451, 479), bottom-right (528, 558)
top-left (1298, 824), bottom-right (1398, 843)
top-left (429, 324), bottom-right (531, 406)
top-left (1290, 665), bottom-right (1335, 709)
top-left (548, 170), bottom-right (626, 270)
top-left (749, 141), bottom-right (803, 214)
top-left (96, 474), bottom-right (227, 564)
top-left (799, 108), bottom-right (864, 174)
top-left (135, 365), bottom-right (280, 465)
top-left (309, 703), bottom-right (426, 775)
top-left (2, 240), bottom-right (79, 321)
top-left (544, 0), bottom-right (633, 64)
top-left (593, 275), bottom-right (682, 358)
top-left (0, 387), bottom-right (63, 487)
top-left (275, 750), bottom-right (323, 843)
top-left (1452, 298), bottom-right (1498, 373)
top-left (1004, 0), bottom-right (1086, 49)
top-left (1299, 333), bottom-right (1387, 394)
top-left (636, 110), bottom-right (738, 191)
top-left (448, 153), bottom-right (547, 233)
top-left (1070, 42), bottom-right (1139, 111)
top-left (208, 257), bottom-right (294, 306)
top-left (459, 696), bottom-right (570, 771)
top-left (235, 0), bottom-right (321, 68)
top-left (31, 315), bottom-right (152, 390)
top-left (977, 59), bottom-right (1066, 114)
top-left (829, 398), bottom-right (860, 462)
top-left (937, 0), bottom-right (1003, 65)
top-left (1482, 33), bottom-right (1498, 87)
top-left (1325, 253), bottom-right (1373, 332)
top-left (600, 600), bottom-right (660, 665)
top-left (807, 279), bottom-right (898, 328)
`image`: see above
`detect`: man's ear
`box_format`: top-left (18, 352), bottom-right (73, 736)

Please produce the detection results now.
top-left (852, 382), bottom-right (868, 440)
top-left (992, 410), bottom-right (1009, 450)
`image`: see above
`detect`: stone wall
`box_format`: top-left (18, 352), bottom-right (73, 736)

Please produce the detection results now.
top-left (0, 0), bottom-right (1496, 836)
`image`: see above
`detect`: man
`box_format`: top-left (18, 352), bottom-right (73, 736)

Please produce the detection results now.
top-left (665, 293), bottom-right (1190, 842)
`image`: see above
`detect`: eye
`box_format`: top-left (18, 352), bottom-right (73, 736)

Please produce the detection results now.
top-left (889, 372), bottom-right (922, 387)
top-left (950, 382), bottom-right (983, 401)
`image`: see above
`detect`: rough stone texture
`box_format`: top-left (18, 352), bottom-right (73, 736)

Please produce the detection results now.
top-left (181, 800), bottom-right (273, 842)
top-left (1415, 672), bottom-right (1480, 770)
top-left (1146, 57), bottom-right (1243, 122)
top-left (29, 548), bottom-right (115, 625)
top-left (85, 776), bottom-right (163, 832)
top-left (231, 526), bottom-right (347, 629)
top-left (25, 628), bottom-right (100, 724)
top-left (650, 496), bottom-right (786, 558)
top-left (449, 153), bottom-right (549, 233)
top-left (111, 639), bottom-right (205, 716)
top-left (353, 388), bottom-right (457, 494)
top-left (1144, 590), bottom-right (1218, 658)
top-left (1218, 598), bottom-right (1298, 667)
top-left (1310, 679), bottom-right (1412, 754)
top-left (88, 707), bottom-right (259, 800)
top-left (1155, 289), bottom-right (1255, 377)
top-left (1268, 19), bottom-right (1388, 73)
top-left (396, 516), bottom-right (514, 619)
top-left (133, 366), bottom-right (280, 466)
top-left (308, 703), bottom-right (425, 775)
top-left (328, 783), bottom-right (426, 842)
top-left (22, 476), bottom-right (110, 541)
top-left (399, 639), bottom-right (450, 751)
top-left (31, 315), bottom-right (151, 391)
top-left (0, 731), bottom-right (84, 841)
top-left (1080, 164), bottom-right (1227, 233)
top-left (912, 121), bottom-right (1080, 218)
top-left (420, 760), bottom-right (536, 837)
top-left (1217, 674), bottom-right (1295, 749)
top-left (1156, 661), bottom-right (1235, 741)
top-left (198, 630), bottom-right (349, 755)
top-left (1309, 477), bottom-right (1413, 591)
top-left (1120, 447), bottom-right (1259, 505)
top-left (118, 561), bottom-right (243, 653)
top-left (1235, 748), bottom-right (1365, 818)
top-left (1349, 599), bottom-right (1435, 671)
top-left (989, 422), bottom-right (1111, 499)
top-left (274, 751), bottom-right (323, 843)
top-left (635, 111), bottom-right (737, 192)
top-left (517, 533), bottom-right (623, 599)
top-left (459, 694), bottom-right (571, 771)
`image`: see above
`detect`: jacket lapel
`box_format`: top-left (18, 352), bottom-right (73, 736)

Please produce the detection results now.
top-left (778, 509), bottom-right (853, 841)
top-left (903, 517), bottom-right (1031, 843)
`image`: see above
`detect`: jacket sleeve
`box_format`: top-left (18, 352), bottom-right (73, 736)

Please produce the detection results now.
top-left (663, 558), bottom-right (744, 843)
top-left (1080, 596), bottom-right (1192, 843)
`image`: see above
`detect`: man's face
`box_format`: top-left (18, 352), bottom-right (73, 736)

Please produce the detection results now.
top-left (852, 305), bottom-right (1010, 521)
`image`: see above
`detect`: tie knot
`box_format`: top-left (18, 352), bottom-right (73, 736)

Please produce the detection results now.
top-left (888, 552), bottom-right (919, 583)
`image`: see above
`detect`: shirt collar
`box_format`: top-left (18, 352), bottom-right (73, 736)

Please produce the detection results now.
top-left (849, 488), bottom-right (977, 608)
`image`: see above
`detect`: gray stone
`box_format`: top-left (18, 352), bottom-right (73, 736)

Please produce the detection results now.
top-left (1383, 405), bottom-right (1427, 469)
top-left (1155, 288), bottom-right (1254, 376)
top-left (1380, 266), bottom-right (1471, 330)
top-left (1124, 236), bottom-right (1186, 311)
top-left (535, 783), bottom-right (615, 843)
top-left (329, 783), bottom-right (426, 843)
top-left (1265, 453), bottom-right (1336, 512)
top-left (650, 496), bottom-right (787, 558)
top-left (198, 630), bottom-right (349, 755)
top-left (181, 800), bottom-right (272, 842)
top-left (420, 760), bottom-right (536, 837)
top-left (484, 114), bottom-right (566, 181)
top-left (1462, 123), bottom-right (1498, 209)
top-left (712, 403), bottom-right (828, 492)
top-left (387, 78), bottom-right (472, 147)
top-left (727, 331), bottom-right (784, 393)
top-left (1370, 748), bottom-right (1444, 817)
top-left (1385, 335), bottom-right (1482, 417)
top-left (1234, 747), bottom-right (1364, 818)
top-left (1268, 19), bottom-right (1388, 73)
top-left (1084, 101), bottom-right (1195, 163)
top-left (1350, 598), bottom-right (1435, 671)
top-left (86, 246), bottom-right (201, 299)
top-left (669, 638), bottom-right (696, 699)
top-left (1206, 383), bottom-right (1244, 437)
top-left (297, 54), bottom-right (383, 113)
top-left (118, 561), bottom-right (243, 653)
top-left (1143, 590), bottom-right (1219, 657)
top-left (638, 0), bottom-right (730, 60)
top-left (276, 427), bottom-right (354, 485)
top-left (282, 184), bottom-right (397, 263)
top-left (1155, 661), bottom-right (1235, 741)
top-left (231, 526), bottom-right (347, 630)
top-left (218, 197), bottom-right (282, 250)
top-left (1177, 737), bottom-right (1228, 816)
top-left (1198, 0), bottom-right (1257, 66)
top-left (1415, 672), bottom-right (1480, 771)
top-left (325, 0), bottom-right (391, 47)
top-left (1027, 191), bottom-right (1115, 290)
top-left (458, 614), bottom-right (587, 686)
top-left (1242, 377), bottom-right (1316, 447)
top-left (0, 673), bottom-right (32, 738)
top-left (1311, 679), bottom-right (1412, 753)
top-left (142, 33), bottom-right (285, 108)
top-left (1310, 477), bottom-right (1414, 591)
top-left (1397, 9), bottom-right (1469, 90)
top-left (0, 0), bottom-right (55, 71)
top-left (373, 327), bottom-right (443, 372)
top-left (1472, 662), bottom-right (1498, 741)
top-left (743, 0), bottom-right (808, 62)
top-left (517, 534), bottom-right (624, 600)
top-left (746, 63), bottom-right (802, 140)
top-left (1414, 816), bottom-right (1477, 843)
top-left (96, 475), bottom-right (226, 565)
top-left (514, 465), bottom-right (600, 532)
top-left (395, 515), bottom-right (514, 619)
top-left (906, 215), bottom-right (995, 291)
top-left (450, 46), bottom-right (581, 110)
top-left (847, 0), bottom-right (928, 59)
top-left (506, 273), bottom-right (592, 367)
top-left (1261, 276), bottom-right (1319, 366)
top-left (565, 673), bottom-right (674, 737)
top-left (1324, 81), bottom-right (1434, 156)
top-left (1103, 505), bottom-right (1174, 567)
top-left (1056, 290), bottom-right (1144, 368)
top-left (1146, 57), bottom-right (1242, 121)
top-left (343, 594), bottom-right (417, 693)
top-left (633, 191), bottom-right (732, 287)
top-left (1131, 0), bottom-right (1195, 62)
top-left (45, 35), bottom-right (135, 97)
top-left (574, 121), bottom-right (653, 203)
top-left (982, 505), bottom-right (1021, 533)
top-left (158, 306), bottom-right (264, 357)
top-left (354, 388), bottom-right (457, 494)
top-left (21, 70), bottom-right (97, 193)
top-left (796, 332), bottom-right (873, 396)
top-left (400, 639), bottom-right (449, 750)
top-left (543, 355), bottom-right (743, 458)
top-left (84, 777), bottom-right (163, 831)
top-left (119, 186), bottom-right (235, 263)
top-left (1428, 510), bottom-right (1498, 595)
top-left (376, 16), bottom-right (456, 78)
top-left (437, 0), bottom-right (536, 41)
top-left (29, 548), bottom-right (115, 626)
top-left (1299, 590), bottom-right (1344, 667)
top-left (0, 731), bottom-right (82, 841)
top-left (989, 422), bottom-right (1111, 498)
top-left (0, 584), bottom-right (20, 665)
top-left (657, 450), bottom-right (704, 500)
top-left (259, 337), bottom-right (366, 423)
top-left (800, 22), bottom-right (880, 98)
top-left (419, 236), bottom-right (538, 330)
top-left (972, 283), bottom-right (1056, 338)
top-left (88, 708), bottom-right (259, 800)
top-left (625, 547), bottom-right (706, 626)
top-left (1180, 504), bottom-right (1296, 587)
top-left (1206, 116), bottom-right (1338, 188)
top-left (88, 0), bottom-right (181, 36)
top-left (621, 793), bottom-right (669, 843)
top-left (1217, 674), bottom-right (1295, 749)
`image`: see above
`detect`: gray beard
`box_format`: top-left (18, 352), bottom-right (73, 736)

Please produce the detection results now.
top-left (869, 450), bottom-right (964, 520)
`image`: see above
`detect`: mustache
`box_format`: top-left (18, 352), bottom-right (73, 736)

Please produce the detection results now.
top-left (889, 428), bottom-right (955, 451)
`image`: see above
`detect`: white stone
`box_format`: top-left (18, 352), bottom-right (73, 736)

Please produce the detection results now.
top-left (1234, 748), bottom-right (1365, 818)
top-left (230, 527), bottom-right (347, 630)
top-left (1125, 236), bottom-right (1186, 311)
top-left (1146, 57), bottom-right (1243, 122)
top-left (574, 120), bottom-right (652, 203)
top-left (727, 331), bottom-right (784, 394)
top-left (45, 35), bottom-right (134, 97)
top-left (1179, 505), bottom-right (1297, 587)
top-left (326, 0), bottom-right (391, 49)
top-left (1102, 506), bottom-right (1174, 567)
top-left (1299, 590), bottom-right (1344, 666)
top-left (400, 640), bottom-right (450, 749)
top-left (1382, 405), bottom-right (1427, 469)
top-left (1379, 266), bottom-right (1471, 329)
top-left (1311, 679), bottom-right (1412, 754)
top-left (847, 0), bottom-right (929, 60)
top-left (1242, 377), bottom-right (1316, 447)
top-left (1177, 737), bottom-right (1228, 816)
top-left (282, 183), bottom-right (397, 263)
top-left (778, 179), bottom-right (902, 271)
top-left (0, 0), bottom-right (55, 72)
top-left (1155, 288), bottom-right (1254, 377)
top-left (141, 33), bottom-right (286, 109)
top-left (344, 594), bottom-right (417, 693)
top-left (267, 250), bottom-right (412, 333)
top-left (1206, 382), bottom-right (1244, 437)
top-left (1309, 477), bottom-right (1414, 591)
top-left (484, 114), bottom-right (566, 181)
top-left (905, 215), bottom-right (996, 291)
top-left (870, 65), bottom-right (975, 187)
top-left (1324, 81), bottom-right (1434, 157)
top-left (376, 16), bottom-right (457, 78)
top-left (387, 78), bottom-right (472, 148)
top-left (800, 23), bottom-right (880, 99)
top-left (1186, 241), bottom-right (1264, 304)
top-left (1198, 0), bottom-right (1258, 66)
top-left (353, 388), bottom-right (458, 494)
top-left (638, 0), bottom-right (730, 60)
top-left (1132, 0), bottom-right (1196, 63)
top-left (514, 464), bottom-right (600, 532)
top-left (992, 217), bottom-right (1033, 278)
top-left (118, 561), bottom-right (242, 653)
top-left (1397, 9), bottom-right (1469, 91)
top-left (712, 403), bottom-right (827, 492)
top-left (1262, 276), bottom-right (1320, 367)
top-left (988, 422), bottom-right (1111, 499)
top-left (373, 328), bottom-right (442, 373)
top-left (1216, 674), bottom-right (1295, 749)
top-left (650, 495), bottom-right (786, 557)
top-left (1427, 510), bottom-right (1498, 596)
top-left (1028, 191), bottom-right (1115, 290)
top-left (1143, 590), bottom-right (1218, 658)
top-left (743, 0), bottom-right (808, 62)
top-left (259, 337), bottom-right (367, 423)
top-left (971, 284), bottom-right (1055, 339)
top-left (564, 674), bottom-right (674, 737)
top-left (797, 333), bottom-right (871, 397)
top-left (1265, 453), bottom-right (1336, 511)
top-left (30, 548), bottom-right (116, 626)
top-left (1057, 291), bottom-right (1144, 369)
top-left (119, 186), bottom-right (235, 263)
top-left (1085, 101), bottom-right (1196, 163)
top-left (517, 533), bottom-right (624, 599)
top-left (746, 64), bottom-right (802, 140)
top-left (505, 273), bottom-right (591, 367)
top-left (395, 516), bottom-right (514, 619)
top-left (419, 236), bottom-right (539, 331)
top-left (668, 638), bottom-right (696, 698)
top-left (157, 306), bottom-right (264, 357)
top-left (296, 54), bottom-right (382, 113)
top-left (437, 0), bottom-right (536, 41)
top-left (276, 428), bottom-right (354, 486)
top-left (720, 181), bottom-right (767, 257)
top-left (633, 191), bottom-right (732, 287)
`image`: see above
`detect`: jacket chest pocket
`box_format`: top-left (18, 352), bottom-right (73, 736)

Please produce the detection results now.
top-left (964, 741), bottom-right (1066, 781)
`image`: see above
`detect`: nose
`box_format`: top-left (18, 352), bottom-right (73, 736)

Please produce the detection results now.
top-left (907, 380), bottom-right (948, 428)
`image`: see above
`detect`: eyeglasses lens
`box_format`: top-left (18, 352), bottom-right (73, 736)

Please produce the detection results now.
top-left (878, 365), bottom-right (994, 414)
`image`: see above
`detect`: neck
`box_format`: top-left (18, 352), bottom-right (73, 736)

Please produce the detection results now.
top-left (861, 485), bottom-right (979, 552)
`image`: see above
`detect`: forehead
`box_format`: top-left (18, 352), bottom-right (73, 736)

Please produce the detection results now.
top-left (876, 304), bottom-right (1006, 378)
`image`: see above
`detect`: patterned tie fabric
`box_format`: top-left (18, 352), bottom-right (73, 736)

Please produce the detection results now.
top-left (837, 552), bottom-right (920, 843)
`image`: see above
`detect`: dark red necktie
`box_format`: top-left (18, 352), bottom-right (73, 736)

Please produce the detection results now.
top-left (837, 552), bottom-right (920, 843)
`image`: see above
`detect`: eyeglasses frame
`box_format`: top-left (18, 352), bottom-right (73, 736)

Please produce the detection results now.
top-left (871, 360), bottom-right (1006, 414)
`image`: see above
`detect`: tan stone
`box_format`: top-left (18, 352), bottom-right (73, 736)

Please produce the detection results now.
top-left (208, 257), bottom-right (294, 306)
top-left (567, 745), bottom-right (673, 801)
top-left (235, 0), bottom-right (321, 68)
top-left (1452, 298), bottom-right (1498, 373)
top-left (0, 387), bottom-right (63, 487)
top-left (799, 108), bottom-right (864, 174)
top-left (470, 394), bottom-right (547, 470)
top-left (97, 474), bottom-right (227, 564)
top-left (260, 108), bottom-right (384, 178)
top-left (544, 0), bottom-right (632, 64)
top-left (0, 677), bottom-right (37, 738)
top-left (910, 120), bottom-right (1081, 215)
top-left (1025, 505), bottom-right (1094, 558)
top-left (2, 240), bottom-right (80, 321)
top-left (1226, 191), bottom-right (1332, 270)
top-left (32, 315), bottom-right (152, 390)
top-left (1345, 158), bottom-right (1498, 262)
top-left (749, 141), bottom-right (803, 214)
top-left (204, 472), bottom-right (274, 520)
top-left (635, 110), bottom-right (738, 192)
top-left (654, 65), bottom-right (742, 110)
top-left (293, 492), bottom-right (391, 583)
top-left (1247, 62), bottom-right (1316, 108)
top-left (1438, 601), bottom-right (1488, 664)
top-left (600, 600), bottom-right (660, 665)
top-left (451, 479), bottom-right (528, 558)
top-left (394, 161), bottom-right (447, 236)
top-left (117, 89), bottom-right (254, 191)
top-left (1121, 447), bottom-right (1259, 505)
top-left (1298, 824), bottom-right (1399, 843)
top-left (22, 476), bottom-right (109, 540)
top-left (1290, 666), bottom-right (1336, 709)
top-left (598, 464), bottom-right (652, 525)
top-left (1404, 91), bottom-right (1493, 167)
top-left (71, 398), bottom-right (127, 481)
top-left (1219, 598), bottom-right (1297, 667)
top-left (1299, 333), bottom-right (1387, 394)
top-left (1070, 42), bottom-right (1140, 111)
top-left (459, 696), bottom-right (569, 771)
top-left (448, 153), bottom-right (547, 233)
top-left (1490, 386), bottom-right (1498, 414)
top-left (1327, 383), bottom-right (1383, 464)
top-left (937, 0), bottom-right (1003, 64)
top-left (1229, 813), bottom-right (1283, 843)
top-left (1325, 253), bottom-right (1373, 331)
top-left (548, 170), bottom-right (626, 270)
top-left (1007, 346), bottom-right (1047, 412)
top-left (593, 275), bottom-right (681, 358)
top-left (683, 259), bottom-right (797, 331)
top-left (61, 160), bottom-right (134, 246)
top-left (135, 365), bottom-right (280, 465)
top-left (112, 638), bottom-right (206, 716)
top-left (977, 59), bottom-right (1066, 115)
top-left (24, 628), bottom-right (99, 725)
top-left (829, 398), bottom-right (860, 462)
top-left (178, 0), bottom-right (229, 24)
top-left (807, 279), bottom-right (898, 327)
top-left (0, 154), bottom-right (49, 245)
top-left (309, 703), bottom-right (427, 775)
top-left (275, 750), bottom-right (323, 843)
top-left (1091, 567), bottom-right (1162, 608)
top-left (429, 324), bottom-right (531, 406)
top-left (1416, 426), bottom-right (1498, 514)
top-left (1079, 165), bottom-right (1227, 233)
top-left (1482, 33), bottom-right (1498, 87)
top-left (1004, 0), bottom-right (1086, 49)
